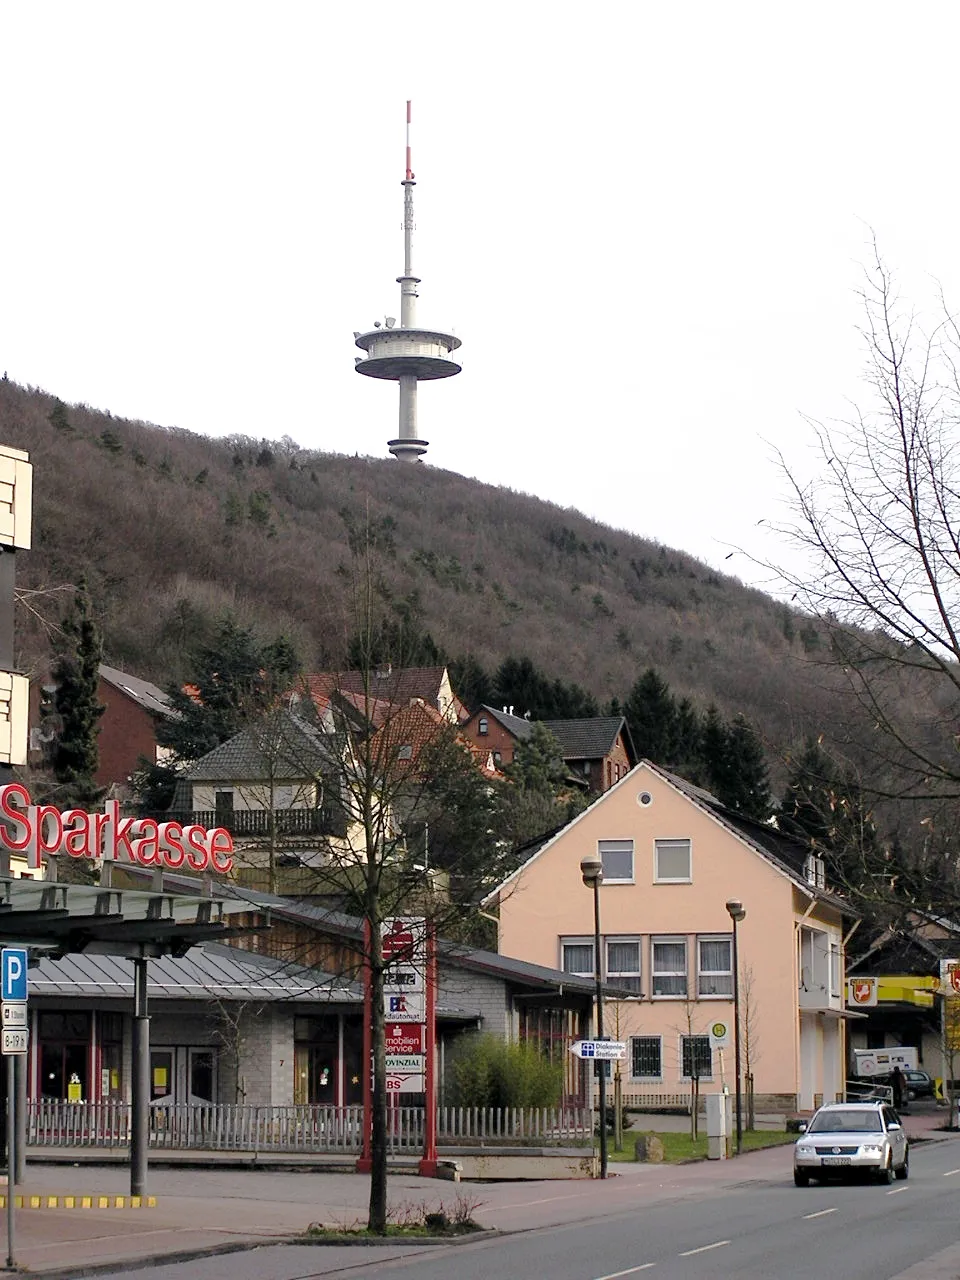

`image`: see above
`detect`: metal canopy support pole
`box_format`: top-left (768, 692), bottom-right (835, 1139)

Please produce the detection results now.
top-left (131, 956), bottom-right (150, 1198)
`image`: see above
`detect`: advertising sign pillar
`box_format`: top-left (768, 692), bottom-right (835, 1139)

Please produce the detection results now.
top-left (418, 925), bottom-right (437, 1177)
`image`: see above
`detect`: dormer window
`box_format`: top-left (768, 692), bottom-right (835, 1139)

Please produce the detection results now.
top-left (398, 744), bottom-right (413, 761)
top-left (804, 853), bottom-right (826, 890)
top-left (478, 717), bottom-right (489, 736)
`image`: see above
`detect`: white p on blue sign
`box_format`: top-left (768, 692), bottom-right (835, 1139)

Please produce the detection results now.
top-left (1, 948), bottom-right (28, 1003)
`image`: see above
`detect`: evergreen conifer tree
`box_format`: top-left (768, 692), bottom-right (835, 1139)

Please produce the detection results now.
top-left (50, 581), bottom-right (105, 808)
top-left (623, 669), bottom-right (678, 763)
top-left (700, 703), bottom-right (730, 796)
top-left (719, 714), bottom-right (772, 821)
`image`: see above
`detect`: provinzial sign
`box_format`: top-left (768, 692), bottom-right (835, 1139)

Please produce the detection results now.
top-left (847, 977), bottom-right (878, 1008)
top-left (0, 784), bottom-right (234, 874)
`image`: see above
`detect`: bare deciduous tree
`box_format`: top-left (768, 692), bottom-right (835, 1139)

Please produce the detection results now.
top-left (772, 247), bottom-right (960, 805)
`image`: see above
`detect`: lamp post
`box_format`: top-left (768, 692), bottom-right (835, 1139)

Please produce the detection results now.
top-left (726, 898), bottom-right (746, 1155)
top-left (581, 851), bottom-right (607, 1180)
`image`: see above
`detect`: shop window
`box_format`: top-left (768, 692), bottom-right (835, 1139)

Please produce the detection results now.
top-left (38, 1011), bottom-right (90, 1101)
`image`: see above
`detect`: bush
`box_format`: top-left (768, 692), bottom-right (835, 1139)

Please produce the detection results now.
top-left (448, 1034), bottom-right (563, 1108)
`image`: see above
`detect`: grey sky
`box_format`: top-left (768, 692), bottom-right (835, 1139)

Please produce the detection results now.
top-left (2, 2), bottom-right (957, 587)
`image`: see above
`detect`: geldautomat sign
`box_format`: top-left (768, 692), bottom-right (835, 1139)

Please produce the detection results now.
top-left (0, 784), bottom-right (234, 874)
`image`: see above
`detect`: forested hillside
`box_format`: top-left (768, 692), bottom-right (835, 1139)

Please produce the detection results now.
top-left (0, 378), bottom-right (854, 774)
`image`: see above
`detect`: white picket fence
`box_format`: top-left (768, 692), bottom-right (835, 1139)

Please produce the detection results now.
top-left (26, 1101), bottom-right (593, 1152)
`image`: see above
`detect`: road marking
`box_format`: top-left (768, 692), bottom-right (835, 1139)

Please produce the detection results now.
top-left (944, 1169), bottom-right (960, 1177)
top-left (679, 1241), bottom-right (730, 1257)
top-left (595, 1266), bottom-right (656, 1279)
top-left (803, 1207), bottom-right (838, 1219)
top-left (887, 1187), bottom-right (909, 1195)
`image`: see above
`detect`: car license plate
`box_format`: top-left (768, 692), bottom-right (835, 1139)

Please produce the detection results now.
top-left (821, 1156), bottom-right (851, 1166)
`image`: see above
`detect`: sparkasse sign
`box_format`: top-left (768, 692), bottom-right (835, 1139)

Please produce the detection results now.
top-left (0, 783), bottom-right (234, 875)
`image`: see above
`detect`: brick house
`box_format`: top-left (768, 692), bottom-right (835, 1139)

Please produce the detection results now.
top-left (461, 706), bottom-right (636, 793)
top-left (30, 663), bottom-right (175, 794)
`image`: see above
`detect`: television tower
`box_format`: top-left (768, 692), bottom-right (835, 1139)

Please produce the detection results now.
top-left (354, 102), bottom-right (462, 462)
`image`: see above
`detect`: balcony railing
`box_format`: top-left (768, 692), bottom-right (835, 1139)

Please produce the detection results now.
top-left (26, 1101), bottom-right (593, 1152)
top-left (138, 808), bottom-right (344, 838)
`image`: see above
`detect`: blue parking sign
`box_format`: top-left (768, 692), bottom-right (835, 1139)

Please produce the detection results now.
top-left (1, 948), bottom-right (27, 1002)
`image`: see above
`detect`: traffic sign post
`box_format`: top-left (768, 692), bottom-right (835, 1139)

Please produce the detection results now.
top-left (1, 949), bottom-right (27, 1004)
top-left (1, 946), bottom-right (27, 1270)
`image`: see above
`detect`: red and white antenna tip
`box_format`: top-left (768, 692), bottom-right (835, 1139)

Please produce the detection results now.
top-left (405, 100), bottom-right (413, 181)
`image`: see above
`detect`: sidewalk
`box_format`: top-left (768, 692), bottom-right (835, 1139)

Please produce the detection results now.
top-left (1, 1110), bottom-right (954, 1277)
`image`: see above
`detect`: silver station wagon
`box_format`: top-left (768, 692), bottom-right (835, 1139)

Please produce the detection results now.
top-left (793, 1102), bottom-right (909, 1186)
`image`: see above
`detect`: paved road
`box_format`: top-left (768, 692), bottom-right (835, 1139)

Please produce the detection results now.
top-left (93, 1139), bottom-right (960, 1280)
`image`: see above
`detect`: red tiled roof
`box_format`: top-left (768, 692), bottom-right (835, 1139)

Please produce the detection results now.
top-left (305, 667), bottom-right (454, 728)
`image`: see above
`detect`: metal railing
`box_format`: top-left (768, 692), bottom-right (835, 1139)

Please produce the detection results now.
top-left (845, 1079), bottom-right (894, 1104)
top-left (136, 808), bottom-right (342, 838)
top-left (26, 1102), bottom-right (593, 1153)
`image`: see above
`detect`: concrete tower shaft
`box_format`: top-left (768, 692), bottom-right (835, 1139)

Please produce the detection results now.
top-left (353, 101), bottom-right (461, 462)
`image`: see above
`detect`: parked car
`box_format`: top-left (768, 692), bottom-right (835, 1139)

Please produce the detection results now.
top-left (904, 1069), bottom-right (935, 1100)
top-left (793, 1102), bottom-right (908, 1186)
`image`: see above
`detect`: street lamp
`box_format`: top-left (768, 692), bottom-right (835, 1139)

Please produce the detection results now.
top-left (581, 850), bottom-right (607, 1180)
top-left (725, 898), bottom-right (746, 1155)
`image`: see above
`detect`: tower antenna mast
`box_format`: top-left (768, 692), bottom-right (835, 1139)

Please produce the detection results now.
top-left (353, 101), bottom-right (462, 462)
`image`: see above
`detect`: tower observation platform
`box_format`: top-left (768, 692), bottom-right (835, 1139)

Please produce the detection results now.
top-left (354, 102), bottom-right (461, 462)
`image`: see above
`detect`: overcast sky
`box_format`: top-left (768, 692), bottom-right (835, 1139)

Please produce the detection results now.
top-left (2, 2), bottom-right (958, 589)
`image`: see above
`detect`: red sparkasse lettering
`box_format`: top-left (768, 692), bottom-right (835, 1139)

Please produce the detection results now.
top-left (61, 809), bottom-right (94, 858)
top-left (111, 813), bottom-right (138, 862)
top-left (0, 784), bottom-right (32, 851)
top-left (209, 829), bottom-right (234, 874)
top-left (0, 785), bottom-right (229, 875)
top-left (158, 822), bottom-right (185, 868)
top-left (36, 805), bottom-right (64, 854)
top-left (134, 818), bottom-right (160, 866)
top-left (185, 825), bottom-right (209, 871)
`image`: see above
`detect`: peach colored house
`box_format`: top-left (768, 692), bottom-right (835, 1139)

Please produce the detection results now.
top-left (484, 761), bottom-right (859, 1113)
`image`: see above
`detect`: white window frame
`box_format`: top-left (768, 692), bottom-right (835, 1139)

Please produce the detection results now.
top-left (654, 838), bottom-right (692, 884)
top-left (697, 935), bottom-right (734, 998)
top-left (629, 1035), bottom-right (662, 1081)
top-left (680, 1034), bottom-right (713, 1081)
top-left (605, 936), bottom-right (642, 993)
top-left (478, 717), bottom-right (489, 736)
top-left (651, 936), bottom-right (688, 998)
top-left (560, 936), bottom-right (596, 979)
top-left (598, 839), bottom-right (634, 884)
top-left (829, 940), bottom-right (841, 999)
top-left (804, 853), bottom-right (826, 889)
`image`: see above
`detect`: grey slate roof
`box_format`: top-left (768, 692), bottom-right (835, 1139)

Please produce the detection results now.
top-left (480, 707), bottom-right (634, 763)
top-left (99, 664), bottom-right (175, 720)
top-left (29, 942), bottom-right (360, 1003)
top-left (185, 711), bottom-right (340, 783)
top-left (543, 717), bottom-right (634, 762)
